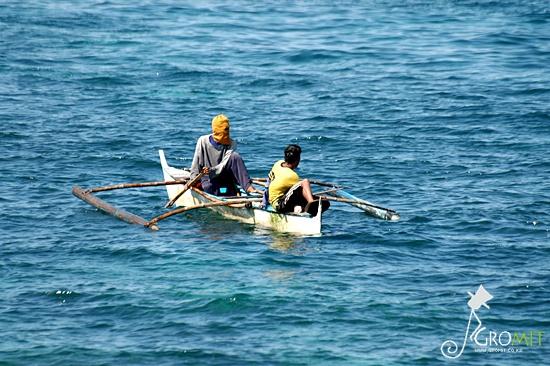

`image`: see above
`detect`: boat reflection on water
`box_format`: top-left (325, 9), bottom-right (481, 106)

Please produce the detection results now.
top-left (261, 232), bottom-right (320, 284)
top-left (177, 214), bottom-right (320, 256)
top-left (269, 234), bottom-right (304, 254)
top-left (263, 269), bottom-right (297, 282)
top-left (255, 228), bottom-right (320, 255)
top-left (195, 211), bottom-right (255, 239)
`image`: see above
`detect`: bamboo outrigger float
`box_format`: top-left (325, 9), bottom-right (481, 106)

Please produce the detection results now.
top-left (72, 185), bottom-right (160, 230)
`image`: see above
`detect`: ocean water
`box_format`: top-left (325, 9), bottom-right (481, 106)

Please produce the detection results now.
top-left (1, 0), bottom-right (549, 364)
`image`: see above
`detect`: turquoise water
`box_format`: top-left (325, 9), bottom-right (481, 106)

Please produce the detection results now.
top-left (1, 1), bottom-right (549, 364)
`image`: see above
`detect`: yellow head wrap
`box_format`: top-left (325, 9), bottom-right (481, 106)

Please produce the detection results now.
top-left (211, 114), bottom-right (231, 145)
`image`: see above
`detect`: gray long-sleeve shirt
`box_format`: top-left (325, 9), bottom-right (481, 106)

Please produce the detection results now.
top-left (190, 135), bottom-right (237, 179)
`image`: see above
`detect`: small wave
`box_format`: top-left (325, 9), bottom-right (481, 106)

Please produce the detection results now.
top-left (285, 50), bottom-right (343, 63)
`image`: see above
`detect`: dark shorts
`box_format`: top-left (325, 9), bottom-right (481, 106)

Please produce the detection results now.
top-left (276, 182), bottom-right (308, 212)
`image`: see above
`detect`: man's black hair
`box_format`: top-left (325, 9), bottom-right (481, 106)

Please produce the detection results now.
top-left (284, 144), bottom-right (302, 164)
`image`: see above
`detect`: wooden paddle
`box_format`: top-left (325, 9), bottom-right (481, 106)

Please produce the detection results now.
top-left (191, 186), bottom-right (218, 201)
top-left (147, 198), bottom-right (262, 228)
top-left (164, 168), bottom-right (207, 208)
top-left (326, 190), bottom-right (400, 221)
top-left (312, 188), bottom-right (341, 196)
top-left (309, 180), bottom-right (344, 189)
top-left (322, 196), bottom-right (396, 212)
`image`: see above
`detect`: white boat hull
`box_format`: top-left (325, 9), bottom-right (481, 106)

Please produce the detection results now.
top-left (159, 150), bottom-right (322, 235)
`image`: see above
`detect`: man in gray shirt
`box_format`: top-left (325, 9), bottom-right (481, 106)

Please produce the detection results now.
top-left (190, 114), bottom-right (261, 196)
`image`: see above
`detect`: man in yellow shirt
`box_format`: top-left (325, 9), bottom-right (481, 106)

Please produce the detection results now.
top-left (268, 145), bottom-right (329, 215)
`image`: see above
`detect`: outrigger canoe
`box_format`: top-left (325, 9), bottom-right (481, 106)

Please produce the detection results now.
top-left (159, 149), bottom-right (325, 235)
top-left (72, 151), bottom-right (398, 233)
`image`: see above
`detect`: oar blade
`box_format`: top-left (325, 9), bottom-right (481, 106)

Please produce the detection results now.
top-left (329, 190), bottom-right (400, 221)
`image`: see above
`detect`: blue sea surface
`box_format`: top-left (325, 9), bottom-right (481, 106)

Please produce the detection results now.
top-left (1, 1), bottom-right (549, 364)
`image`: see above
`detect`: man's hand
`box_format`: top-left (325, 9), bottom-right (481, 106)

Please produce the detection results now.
top-left (246, 186), bottom-right (263, 194)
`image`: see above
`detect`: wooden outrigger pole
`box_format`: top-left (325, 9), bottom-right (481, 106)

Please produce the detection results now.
top-left (86, 180), bottom-right (189, 193)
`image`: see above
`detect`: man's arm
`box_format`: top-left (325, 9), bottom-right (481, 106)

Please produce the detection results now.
top-left (189, 137), bottom-right (204, 179)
